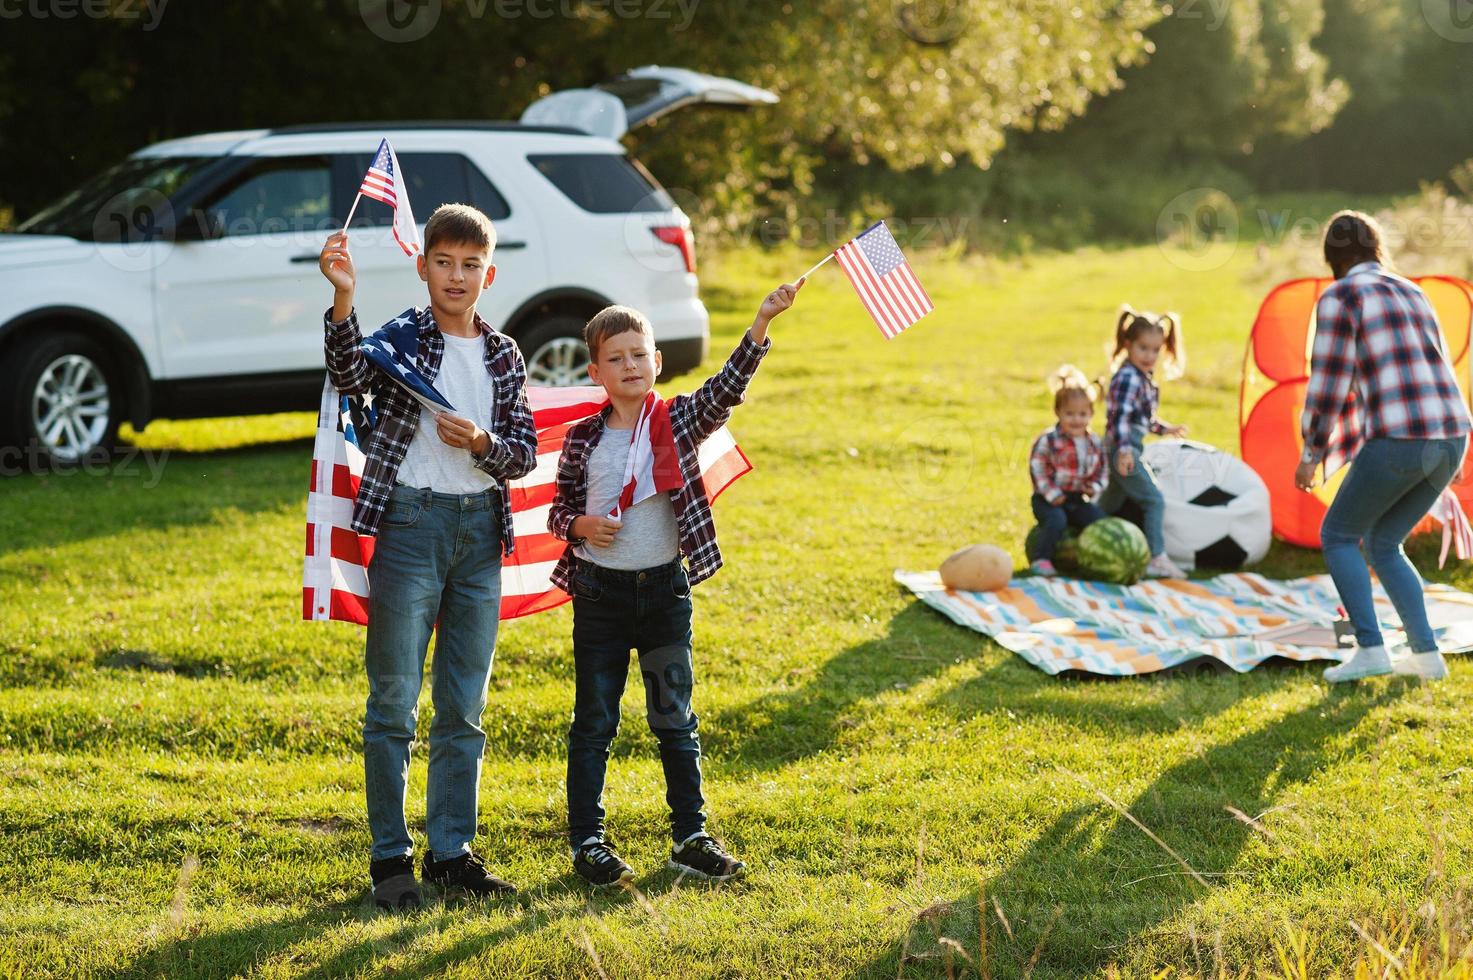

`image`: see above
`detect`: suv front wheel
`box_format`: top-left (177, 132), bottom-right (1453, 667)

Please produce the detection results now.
top-left (4, 331), bottom-right (122, 466)
top-left (518, 315), bottom-right (592, 388)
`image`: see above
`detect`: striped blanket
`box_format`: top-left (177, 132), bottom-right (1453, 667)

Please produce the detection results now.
top-left (894, 570), bottom-right (1473, 676)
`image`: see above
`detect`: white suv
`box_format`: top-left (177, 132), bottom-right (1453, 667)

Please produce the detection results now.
top-left (0, 67), bottom-right (777, 463)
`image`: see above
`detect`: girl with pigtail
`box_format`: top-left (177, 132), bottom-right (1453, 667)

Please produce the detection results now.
top-left (1095, 307), bottom-right (1191, 579)
top-left (1025, 365), bottom-right (1108, 577)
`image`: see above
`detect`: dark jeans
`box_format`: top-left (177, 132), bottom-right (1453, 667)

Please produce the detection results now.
top-left (566, 556), bottom-right (706, 848)
top-left (1026, 492), bottom-right (1105, 561)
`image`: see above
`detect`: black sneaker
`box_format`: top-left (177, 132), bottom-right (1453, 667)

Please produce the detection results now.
top-left (573, 838), bottom-right (634, 889)
top-left (369, 855), bottom-right (421, 911)
top-left (668, 833), bottom-right (745, 881)
top-left (421, 849), bottom-right (518, 897)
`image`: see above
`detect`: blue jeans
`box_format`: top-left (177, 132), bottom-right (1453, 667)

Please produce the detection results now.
top-left (363, 485), bottom-right (503, 862)
top-left (1027, 492), bottom-right (1105, 561)
top-left (566, 557), bottom-right (706, 848)
top-left (1320, 435), bottom-right (1466, 653)
top-left (1098, 435), bottom-right (1166, 556)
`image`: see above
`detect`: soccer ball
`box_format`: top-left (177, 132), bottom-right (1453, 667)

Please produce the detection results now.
top-left (1136, 439), bottom-right (1272, 571)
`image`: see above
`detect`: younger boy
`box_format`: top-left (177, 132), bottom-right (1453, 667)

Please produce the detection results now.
top-left (318, 204), bottom-right (538, 910)
top-left (547, 281), bottom-right (802, 886)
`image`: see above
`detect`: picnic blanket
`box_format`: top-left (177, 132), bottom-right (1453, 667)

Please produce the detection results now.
top-left (894, 570), bottom-right (1473, 677)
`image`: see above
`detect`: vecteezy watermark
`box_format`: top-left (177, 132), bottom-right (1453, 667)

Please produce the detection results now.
top-left (0, 0), bottom-right (168, 30)
top-left (1, 441), bottom-right (170, 487)
top-left (1172, 0), bottom-right (1231, 30)
top-left (894, 0), bottom-right (969, 45)
top-left (359, 0), bottom-right (700, 43)
top-left (1423, 0), bottom-right (1473, 41)
top-left (1155, 187), bottom-right (1241, 272)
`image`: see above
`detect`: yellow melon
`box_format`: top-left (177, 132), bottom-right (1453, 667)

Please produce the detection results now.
top-left (939, 544), bottom-right (1013, 592)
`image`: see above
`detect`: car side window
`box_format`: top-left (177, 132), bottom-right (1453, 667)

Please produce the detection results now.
top-left (196, 156), bottom-right (332, 238)
top-left (337, 152), bottom-right (511, 223)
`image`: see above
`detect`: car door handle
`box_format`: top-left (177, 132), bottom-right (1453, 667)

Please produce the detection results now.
top-left (291, 253), bottom-right (319, 263)
top-left (498, 241), bottom-right (527, 250)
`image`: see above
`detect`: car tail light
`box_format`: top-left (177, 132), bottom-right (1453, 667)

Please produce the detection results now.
top-left (652, 225), bottom-right (696, 274)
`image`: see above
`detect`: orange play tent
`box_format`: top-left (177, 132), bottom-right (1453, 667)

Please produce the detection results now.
top-left (1239, 275), bottom-right (1473, 548)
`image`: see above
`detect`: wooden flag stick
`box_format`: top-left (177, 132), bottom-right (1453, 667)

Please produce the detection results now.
top-left (797, 251), bottom-right (836, 283)
top-left (341, 192), bottom-right (363, 234)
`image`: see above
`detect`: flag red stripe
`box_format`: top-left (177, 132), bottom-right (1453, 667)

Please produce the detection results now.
top-left (836, 245), bottom-right (902, 337)
top-left (888, 264), bottom-right (929, 323)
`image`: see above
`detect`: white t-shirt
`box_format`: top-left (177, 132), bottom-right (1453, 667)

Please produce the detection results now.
top-left (394, 332), bottom-right (498, 494)
top-left (574, 425), bottom-right (681, 570)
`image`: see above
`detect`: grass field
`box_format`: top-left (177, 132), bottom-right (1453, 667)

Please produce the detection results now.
top-left (3, 240), bottom-right (1472, 978)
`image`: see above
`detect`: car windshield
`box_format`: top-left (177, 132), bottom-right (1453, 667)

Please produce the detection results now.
top-left (16, 155), bottom-right (213, 240)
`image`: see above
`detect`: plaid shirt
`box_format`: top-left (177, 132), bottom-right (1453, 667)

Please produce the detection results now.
top-left (323, 306), bottom-right (538, 549)
top-left (1302, 262), bottom-right (1471, 476)
top-left (547, 331), bottom-right (771, 590)
top-left (1028, 425), bottom-right (1107, 504)
top-left (1105, 360), bottom-right (1168, 449)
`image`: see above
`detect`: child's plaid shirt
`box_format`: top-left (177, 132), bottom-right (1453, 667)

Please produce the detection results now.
top-left (1105, 360), bottom-right (1169, 449)
top-left (323, 306), bottom-right (538, 549)
top-left (1301, 262), bottom-right (1471, 476)
top-left (1028, 425), bottom-right (1107, 504)
top-left (547, 332), bottom-right (771, 590)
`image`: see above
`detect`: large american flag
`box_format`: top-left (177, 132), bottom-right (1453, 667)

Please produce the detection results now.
top-left (303, 382), bottom-right (752, 623)
top-left (355, 138), bottom-right (422, 257)
top-left (833, 221), bottom-right (934, 339)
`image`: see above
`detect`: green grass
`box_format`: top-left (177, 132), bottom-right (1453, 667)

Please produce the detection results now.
top-left (3, 241), bottom-right (1473, 978)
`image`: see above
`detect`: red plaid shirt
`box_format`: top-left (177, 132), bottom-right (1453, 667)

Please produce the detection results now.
top-left (1301, 263), bottom-right (1471, 476)
top-left (1028, 426), bottom-right (1107, 504)
top-left (547, 332), bottom-right (771, 590)
top-left (323, 306), bottom-right (538, 546)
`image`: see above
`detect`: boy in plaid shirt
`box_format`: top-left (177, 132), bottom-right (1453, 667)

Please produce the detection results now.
top-left (1026, 365), bottom-right (1108, 576)
top-left (318, 206), bottom-right (537, 909)
top-left (547, 281), bottom-right (802, 888)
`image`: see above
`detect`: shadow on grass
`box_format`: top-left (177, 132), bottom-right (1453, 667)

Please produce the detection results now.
top-left (0, 438), bottom-right (312, 558)
top-left (703, 602), bottom-right (983, 772)
top-left (861, 682), bottom-right (1410, 978)
top-left (119, 869), bottom-right (711, 978)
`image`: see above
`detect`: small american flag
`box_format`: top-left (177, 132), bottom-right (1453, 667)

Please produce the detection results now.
top-left (833, 221), bottom-right (934, 339)
top-left (304, 383), bottom-right (752, 623)
top-left (355, 138), bottom-right (422, 257)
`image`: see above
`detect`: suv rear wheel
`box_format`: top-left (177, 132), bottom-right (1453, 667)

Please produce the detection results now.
top-left (4, 331), bottom-right (122, 465)
top-left (519, 315), bottom-right (592, 388)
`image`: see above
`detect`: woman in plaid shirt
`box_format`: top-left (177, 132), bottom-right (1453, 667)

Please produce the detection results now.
top-left (1026, 365), bottom-right (1108, 576)
top-left (1295, 211), bottom-right (1471, 683)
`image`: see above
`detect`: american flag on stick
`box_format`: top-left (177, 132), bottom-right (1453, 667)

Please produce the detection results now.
top-left (828, 221), bottom-right (934, 339)
top-left (343, 138), bottom-right (422, 257)
top-left (303, 384), bottom-right (752, 623)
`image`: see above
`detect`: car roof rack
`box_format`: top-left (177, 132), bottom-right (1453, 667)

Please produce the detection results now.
top-left (268, 121), bottom-right (588, 137)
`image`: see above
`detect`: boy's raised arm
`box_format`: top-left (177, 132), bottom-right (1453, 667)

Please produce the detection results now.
top-left (684, 281), bottom-right (802, 441)
top-left (319, 232), bottom-right (373, 395)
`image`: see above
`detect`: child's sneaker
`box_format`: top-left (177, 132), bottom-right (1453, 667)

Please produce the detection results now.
top-left (1030, 559), bottom-right (1058, 578)
top-left (369, 855), bottom-right (421, 912)
top-left (422, 849), bottom-right (517, 897)
top-left (1144, 554), bottom-right (1187, 579)
top-left (572, 838), bottom-right (634, 889)
top-left (1393, 649), bottom-right (1448, 681)
top-left (668, 832), bottom-right (745, 881)
top-left (1323, 644), bottom-right (1392, 683)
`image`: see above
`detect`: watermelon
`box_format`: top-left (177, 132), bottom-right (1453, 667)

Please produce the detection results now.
top-left (1025, 525), bottom-right (1082, 573)
top-left (1075, 517), bottom-right (1150, 584)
